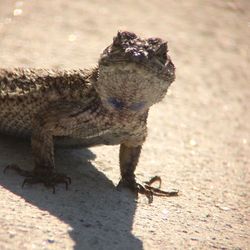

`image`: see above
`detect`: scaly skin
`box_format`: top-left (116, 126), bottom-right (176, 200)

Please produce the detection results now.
top-left (0, 31), bottom-right (178, 202)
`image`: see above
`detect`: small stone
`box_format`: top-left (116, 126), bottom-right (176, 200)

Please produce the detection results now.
top-left (242, 138), bottom-right (247, 144)
top-left (68, 34), bottom-right (77, 42)
top-left (9, 230), bottom-right (16, 238)
top-left (84, 223), bottom-right (91, 228)
top-left (191, 237), bottom-right (199, 241)
top-left (13, 9), bottom-right (23, 16)
top-left (162, 208), bottom-right (169, 220)
top-left (189, 139), bottom-right (197, 146)
top-left (215, 204), bottom-right (231, 211)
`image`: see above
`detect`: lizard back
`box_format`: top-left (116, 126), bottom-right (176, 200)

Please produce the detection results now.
top-left (0, 68), bottom-right (96, 137)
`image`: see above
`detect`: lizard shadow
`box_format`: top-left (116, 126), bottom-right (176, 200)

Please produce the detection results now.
top-left (0, 134), bottom-right (143, 250)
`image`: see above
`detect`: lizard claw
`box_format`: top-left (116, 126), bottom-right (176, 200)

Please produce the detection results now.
top-left (117, 176), bottom-right (178, 203)
top-left (4, 164), bottom-right (71, 193)
top-left (22, 173), bottom-right (71, 193)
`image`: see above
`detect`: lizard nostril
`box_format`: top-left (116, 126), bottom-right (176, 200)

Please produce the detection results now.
top-left (107, 97), bottom-right (125, 110)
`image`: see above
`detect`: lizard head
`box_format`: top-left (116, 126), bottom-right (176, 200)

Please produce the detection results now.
top-left (95, 31), bottom-right (175, 114)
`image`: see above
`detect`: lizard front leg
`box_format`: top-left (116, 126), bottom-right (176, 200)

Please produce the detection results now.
top-left (4, 120), bottom-right (71, 192)
top-left (3, 102), bottom-right (85, 192)
top-left (117, 143), bottom-right (179, 203)
top-left (118, 143), bottom-right (141, 189)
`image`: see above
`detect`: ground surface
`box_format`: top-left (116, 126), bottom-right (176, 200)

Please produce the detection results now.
top-left (0, 0), bottom-right (249, 249)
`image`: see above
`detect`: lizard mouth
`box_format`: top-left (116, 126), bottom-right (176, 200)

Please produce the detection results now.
top-left (107, 97), bottom-right (125, 110)
top-left (107, 97), bottom-right (146, 111)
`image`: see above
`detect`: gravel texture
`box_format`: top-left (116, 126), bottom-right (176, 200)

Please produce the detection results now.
top-left (0, 0), bottom-right (249, 249)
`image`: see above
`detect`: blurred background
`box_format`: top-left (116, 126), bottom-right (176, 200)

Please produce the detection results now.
top-left (0, 1), bottom-right (249, 249)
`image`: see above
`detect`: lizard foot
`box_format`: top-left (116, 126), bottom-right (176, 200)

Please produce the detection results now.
top-left (117, 176), bottom-right (178, 203)
top-left (4, 164), bottom-right (71, 193)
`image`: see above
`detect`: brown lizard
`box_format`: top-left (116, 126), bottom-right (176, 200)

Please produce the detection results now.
top-left (0, 31), bottom-right (178, 203)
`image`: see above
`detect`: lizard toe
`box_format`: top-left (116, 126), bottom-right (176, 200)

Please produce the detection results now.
top-left (4, 164), bottom-right (71, 193)
top-left (117, 176), bottom-right (179, 203)
top-left (22, 172), bottom-right (71, 193)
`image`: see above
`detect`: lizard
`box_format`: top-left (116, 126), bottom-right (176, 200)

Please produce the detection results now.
top-left (0, 31), bottom-right (178, 203)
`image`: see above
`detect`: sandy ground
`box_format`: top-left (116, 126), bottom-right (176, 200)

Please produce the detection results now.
top-left (0, 0), bottom-right (249, 249)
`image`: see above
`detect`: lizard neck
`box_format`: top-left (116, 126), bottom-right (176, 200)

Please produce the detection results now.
top-left (88, 66), bottom-right (149, 125)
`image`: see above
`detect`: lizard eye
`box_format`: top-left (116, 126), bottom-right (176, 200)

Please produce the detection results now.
top-left (129, 101), bottom-right (146, 111)
top-left (107, 97), bottom-right (124, 110)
